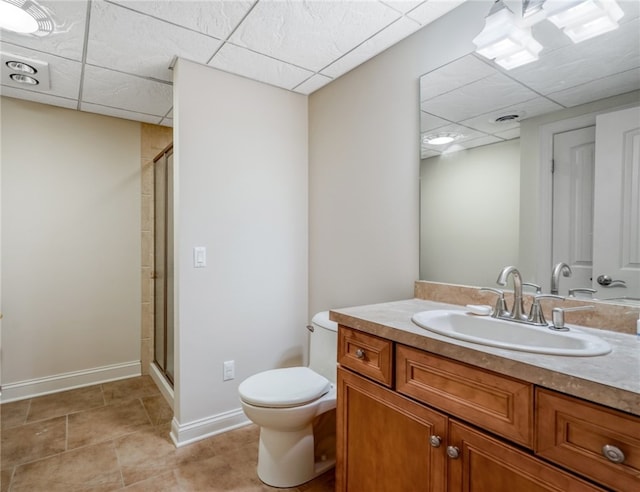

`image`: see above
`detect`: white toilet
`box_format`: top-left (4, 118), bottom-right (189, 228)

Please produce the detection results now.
top-left (238, 311), bottom-right (337, 488)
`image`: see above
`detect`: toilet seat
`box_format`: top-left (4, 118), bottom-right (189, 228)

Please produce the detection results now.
top-left (239, 367), bottom-right (330, 408)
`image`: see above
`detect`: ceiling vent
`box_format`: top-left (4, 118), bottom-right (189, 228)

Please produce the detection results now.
top-left (1, 52), bottom-right (50, 89)
top-left (494, 112), bottom-right (525, 124)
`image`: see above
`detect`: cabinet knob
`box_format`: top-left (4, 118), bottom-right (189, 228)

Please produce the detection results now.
top-left (602, 444), bottom-right (625, 464)
top-left (446, 446), bottom-right (460, 459)
top-left (429, 435), bottom-right (441, 448)
top-left (354, 348), bottom-right (365, 359)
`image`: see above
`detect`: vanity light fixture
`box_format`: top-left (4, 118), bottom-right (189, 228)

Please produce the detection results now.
top-left (542, 0), bottom-right (624, 43)
top-left (0, 0), bottom-right (54, 36)
top-left (472, 0), bottom-right (543, 70)
top-left (473, 0), bottom-right (624, 69)
top-left (423, 132), bottom-right (461, 145)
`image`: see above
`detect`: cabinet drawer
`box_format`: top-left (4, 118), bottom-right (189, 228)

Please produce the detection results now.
top-left (396, 345), bottom-right (533, 447)
top-left (536, 388), bottom-right (640, 492)
top-left (338, 326), bottom-right (393, 387)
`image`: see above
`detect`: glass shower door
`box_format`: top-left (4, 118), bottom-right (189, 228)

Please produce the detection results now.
top-left (153, 145), bottom-right (174, 385)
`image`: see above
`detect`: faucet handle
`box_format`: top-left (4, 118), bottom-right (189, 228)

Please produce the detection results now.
top-left (480, 288), bottom-right (508, 317)
top-left (550, 305), bottom-right (594, 331)
top-left (528, 294), bottom-right (563, 326)
top-left (522, 282), bottom-right (542, 294)
top-left (568, 288), bottom-right (597, 298)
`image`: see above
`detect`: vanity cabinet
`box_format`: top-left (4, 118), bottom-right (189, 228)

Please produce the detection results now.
top-left (336, 325), bottom-right (624, 492)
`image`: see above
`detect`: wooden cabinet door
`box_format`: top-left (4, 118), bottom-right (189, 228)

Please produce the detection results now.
top-left (337, 367), bottom-right (447, 492)
top-left (448, 421), bottom-right (605, 492)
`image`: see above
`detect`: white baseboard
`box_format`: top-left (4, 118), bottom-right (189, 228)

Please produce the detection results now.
top-left (149, 362), bottom-right (174, 410)
top-left (0, 361), bottom-right (141, 403)
top-left (170, 408), bottom-right (251, 447)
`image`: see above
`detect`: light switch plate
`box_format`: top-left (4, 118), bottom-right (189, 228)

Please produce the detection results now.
top-left (193, 246), bottom-right (206, 268)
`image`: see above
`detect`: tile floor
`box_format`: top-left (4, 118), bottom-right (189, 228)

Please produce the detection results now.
top-left (0, 376), bottom-right (335, 491)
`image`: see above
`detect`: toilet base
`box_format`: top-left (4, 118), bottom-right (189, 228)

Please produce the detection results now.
top-left (256, 424), bottom-right (335, 488)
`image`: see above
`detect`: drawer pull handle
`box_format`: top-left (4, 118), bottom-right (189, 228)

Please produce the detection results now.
top-left (354, 348), bottom-right (365, 359)
top-left (429, 435), bottom-right (442, 448)
top-left (446, 446), bottom-right (460, 459)
top-left (602, 444), bottom-right (625, 464)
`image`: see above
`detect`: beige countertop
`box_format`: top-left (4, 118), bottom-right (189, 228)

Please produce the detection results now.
top-left (330, 298), bottom-right (640, 417)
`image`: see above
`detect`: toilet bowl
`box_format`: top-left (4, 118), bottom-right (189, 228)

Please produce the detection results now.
top-left (238, 312), bottom-right (337, 488)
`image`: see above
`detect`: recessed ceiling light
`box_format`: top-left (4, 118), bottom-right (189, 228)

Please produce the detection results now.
top-left (6, 60), bottom-right (37, 74)
top-left (0, 0), bottom-right (54, 36)
top-left (10, 73), bottom-right (39, 85)
top-left (423, 132), bottom-right (462, 145)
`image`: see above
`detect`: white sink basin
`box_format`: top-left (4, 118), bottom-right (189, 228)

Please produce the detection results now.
top-left (411, 310), bottom-right (611, 356)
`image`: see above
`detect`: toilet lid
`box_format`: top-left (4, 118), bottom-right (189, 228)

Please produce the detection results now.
top-left (238, 367), bottom-right (331, 408)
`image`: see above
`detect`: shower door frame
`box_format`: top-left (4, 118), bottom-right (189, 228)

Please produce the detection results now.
top-left (153, 144), bottom-right (174, 386)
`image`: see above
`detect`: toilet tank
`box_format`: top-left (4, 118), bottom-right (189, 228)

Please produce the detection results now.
top-left (308, 311), bottom-right (338, 384)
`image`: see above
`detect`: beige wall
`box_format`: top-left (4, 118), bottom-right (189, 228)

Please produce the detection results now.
top-left (308, 1), bottom-right (488, 315)
top-left (420, 139), bottom-right (520, 287)
top-left (1, 98), bottom-right (142, 400)
top-left (172, 60), bottom-right (308, 443)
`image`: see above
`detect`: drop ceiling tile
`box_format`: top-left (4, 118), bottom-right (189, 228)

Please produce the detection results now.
top-left (87, 1), bottom-right (222, 82)
top-left (421, 149), bottom-right (440, 159)
top-left (493, 127), bottom-right (521, 140)
top-left (0, 86), bottom-right (77, 110)
top-left (209, 43), bottom-right (313, 91)
top-left (80, 102), bottom-right (162, 124)
top-left (420, 54), bottom-right (495, 101)
top-left (159, 117), bottom-right (173, 127)
top-left (382, 1), bottom-right (425, 15)
top-left (294, 74), bottom-right (333, 95)
top-left (0, 0), bottom-right (88, 61)
top-left (1, 43), bottom-right (82, 99)
top-left (425, 72), bottom-right (539, 121)
top-left (110, 0), bottom-right (254, 39)
top-left (460, 96), bottom-right (564, 134)
top-left (420, 111), bottom-right (450, 132)
top-left (459, 134), bottom-right (502, 150)
top-left (82, 65), bottom-right (172, 116)
top-left (229, 0), bottom-right (401, 72)
top-left (510, 18), bottom-right (640, 96)
top-left (407, 0), bottom-right (467, 25)
top-left (321, 17), bottom-right (422, 79)
top-left (548, 68), bottom-right (640, 107)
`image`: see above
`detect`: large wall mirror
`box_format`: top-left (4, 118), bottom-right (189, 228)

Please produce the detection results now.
top-left (419, 0), bottom-right (640, 303)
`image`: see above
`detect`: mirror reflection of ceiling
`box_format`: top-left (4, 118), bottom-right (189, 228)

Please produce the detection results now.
top-left (420, 1), bottom-right (640, 159)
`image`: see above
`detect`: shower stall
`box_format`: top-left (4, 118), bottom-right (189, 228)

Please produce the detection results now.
top-left (153, 145), bottom-right (174, 385)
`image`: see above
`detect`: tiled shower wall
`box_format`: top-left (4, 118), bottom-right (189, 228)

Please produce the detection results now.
top-left (140, 124), bottom-right (173, 374)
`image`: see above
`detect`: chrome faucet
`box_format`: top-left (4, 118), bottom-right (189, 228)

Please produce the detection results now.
top-left (496, 266), bottom-right (527, 321)
top-left (551, 262), bottom-right (572, 295)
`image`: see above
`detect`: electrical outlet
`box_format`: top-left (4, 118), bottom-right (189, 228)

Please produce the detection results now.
top-left (223, 360), bottom-right (235, 381)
